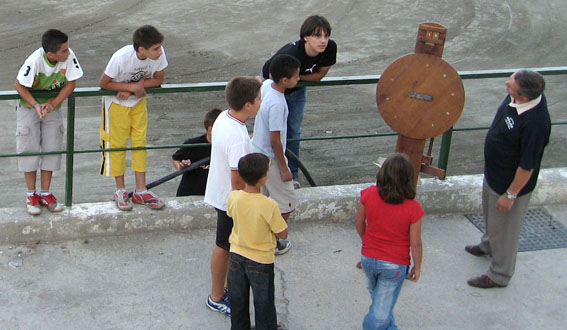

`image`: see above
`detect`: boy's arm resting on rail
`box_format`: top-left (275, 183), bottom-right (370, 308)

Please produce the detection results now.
top-left (49, 80), bottom-right (77, 109)
top-left (99, 73), bottom-right (146, 98)
top-left (14, 80), bottom-right (48, 118)
top-left (142, 69), bottom-right (165, 88)
top-left (299, 66), bottom-right (331, 82)
top-left (14, 80), bottom-right (39, 108)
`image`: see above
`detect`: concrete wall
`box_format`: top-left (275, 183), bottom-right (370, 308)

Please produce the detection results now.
top-left (2, 168), bottom-right (567, 245)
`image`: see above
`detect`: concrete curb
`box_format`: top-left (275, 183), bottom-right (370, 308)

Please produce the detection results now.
top-left (2, 168), bottom-right (567, 245)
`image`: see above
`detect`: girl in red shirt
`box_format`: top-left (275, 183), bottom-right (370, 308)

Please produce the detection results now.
top-left (355, 153), bottom-right (424, 330)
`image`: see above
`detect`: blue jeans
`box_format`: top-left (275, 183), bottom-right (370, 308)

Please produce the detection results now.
top-left (228, 252), bottom-right (277, 330)
top-left (361, 256), bottom-right (408, 330)
top-left (285, 87), bottom-right (307, 179)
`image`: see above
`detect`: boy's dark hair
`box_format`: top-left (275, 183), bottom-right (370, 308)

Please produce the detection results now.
top-left (133, 25), bottom-right (164, 51)
top-left (204, 108), bottom-right (222, 130)
top-left (225, 76), bottom-right (261, 111)
top-left (300, 15), bottom-right (332, 41)
top-left (238, 153), bottom-right (270, 186)
top-left (376, 153), bottom-right (416, 204)
top-left (269, 54), bottom-right (301, 83)
top-left (42, 29), bottom-right (68, 54)
top-left (514, 70), bottom-right (546, 100)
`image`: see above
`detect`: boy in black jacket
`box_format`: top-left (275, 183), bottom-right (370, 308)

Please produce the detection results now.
top-left (172, 108), bottom-right (221, 196)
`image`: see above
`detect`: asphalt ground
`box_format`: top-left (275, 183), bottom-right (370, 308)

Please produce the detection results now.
top-left (1, 0), bottom-right (567, 207)
top-left (1, 205), bottom-right (567, 330)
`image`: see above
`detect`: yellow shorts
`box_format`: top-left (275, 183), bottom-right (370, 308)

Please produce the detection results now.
top-left (99, 97), bottom-right (148, 176)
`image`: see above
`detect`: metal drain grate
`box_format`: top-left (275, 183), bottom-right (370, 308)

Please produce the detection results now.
top-left (465, 207), bottom-right (567, 252)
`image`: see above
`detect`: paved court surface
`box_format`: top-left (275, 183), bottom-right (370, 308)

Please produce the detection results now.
top-left (0, 0), bottom-right (566, 206)
top-left (1, 206), bottom-right (567, 329)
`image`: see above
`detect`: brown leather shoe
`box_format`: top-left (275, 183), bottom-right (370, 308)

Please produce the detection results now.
top-left (467, 275), bottom-right (506, 288)
top-left (465, 245), bottom-right (487, 257)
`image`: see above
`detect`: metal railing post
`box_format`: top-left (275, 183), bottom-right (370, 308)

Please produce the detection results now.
top-left (437, 127), bottom-right (453, 173)
top-left (65, 95), bottom-right (76, 206)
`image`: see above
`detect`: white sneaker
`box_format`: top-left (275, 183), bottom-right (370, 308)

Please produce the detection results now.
top-left (206, 295), bottom-right (231, 315)
top-left (26, 193), bottom-right (41, 215)
top-left (114, 189), bottom-right (133, 211)
top-left (293, 180), bottom-right (301, 189)
top-left (39, 193), bottom-right (64, 212)
top-left (275, 239), bottom-right (291, 255)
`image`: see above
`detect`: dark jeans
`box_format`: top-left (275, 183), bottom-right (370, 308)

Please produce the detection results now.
top-left (228, 252), bottom-right (277, 330)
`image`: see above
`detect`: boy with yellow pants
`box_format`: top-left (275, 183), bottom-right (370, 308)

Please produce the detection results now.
top-left (99, 25), bottom-right (167, 210)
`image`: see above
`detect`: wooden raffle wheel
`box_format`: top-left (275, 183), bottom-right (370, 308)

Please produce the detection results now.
top-left (377, 53), bottom-right (464, 139)
top-left (376, 23), bottom-right (465, 185)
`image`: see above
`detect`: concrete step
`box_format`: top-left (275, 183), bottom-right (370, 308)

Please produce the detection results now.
top-left (2, 168), bottom-right (567, 245)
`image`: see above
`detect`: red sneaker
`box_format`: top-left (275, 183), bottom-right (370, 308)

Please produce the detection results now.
top-left (132, 190), bottom-right (165, 209)
top-left (39, 193), bottom-right (64, 212)
top-left (114, 189), bottom-right (133, 211)
top-left (27, 193), bottom-right (41, 215)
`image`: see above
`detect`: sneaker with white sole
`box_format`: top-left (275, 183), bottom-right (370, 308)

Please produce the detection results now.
top-left (132, 190), bottom-right (165, 209)
top-left (27, 193), bottom-right (41, 215)
top-left (39, 193), bottom-right (64, 212)
top-left (114, 189), bottom-right (133, 211)
top-left (207, 295), bottom-right (231, 315)
top-left (275, 239), bottom-right (291, 255)
top-left (221, 294), bottom-right (231, 309)
top-left (293, 180), bottom-right (301, 189)
top-left (252, 324), bottom-right (287, 330)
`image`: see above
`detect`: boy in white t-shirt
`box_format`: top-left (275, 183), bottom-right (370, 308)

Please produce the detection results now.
top-left (99, 25), bottom-right (168, 211)
top-left (204, 76), bottom-right (262, 316)
top-left (15, 29), bottom-right (83, 215)
top-left (252, 54), bottom-right (300, 255)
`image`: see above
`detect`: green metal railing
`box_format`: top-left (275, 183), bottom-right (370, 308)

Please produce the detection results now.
top-left (1, 66), bottom-right (566, 206)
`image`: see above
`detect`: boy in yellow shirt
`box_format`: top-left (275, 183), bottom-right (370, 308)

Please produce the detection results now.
top-left (227, 153), bottom-right (288, 330)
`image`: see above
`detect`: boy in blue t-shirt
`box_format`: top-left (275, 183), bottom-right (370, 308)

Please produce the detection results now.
top-left (252, 54), bottom-right (300, 255)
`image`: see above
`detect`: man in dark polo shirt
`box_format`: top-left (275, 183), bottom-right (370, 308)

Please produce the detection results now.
top-left (466, 70), bottom-right (551, 288)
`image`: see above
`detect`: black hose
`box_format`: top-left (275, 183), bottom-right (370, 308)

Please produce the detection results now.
top-left (285, 150), bottom-right (317, 187)
top-left (128, 156), bottom-right (210, 197)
